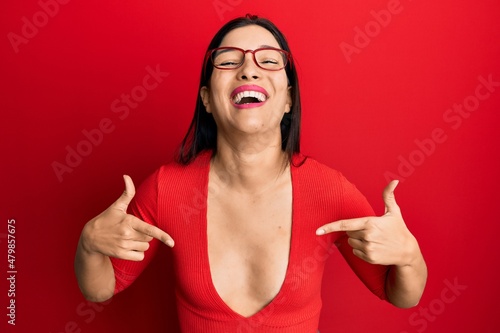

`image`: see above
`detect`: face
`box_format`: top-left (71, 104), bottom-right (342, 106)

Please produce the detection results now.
top-left (200, 25), bottom-right (292, 141)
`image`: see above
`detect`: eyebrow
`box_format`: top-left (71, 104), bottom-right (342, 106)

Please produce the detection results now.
top-left (218, 45), bottom-right (280, 51)
top-left (213, 45), bottom-right (282, 57)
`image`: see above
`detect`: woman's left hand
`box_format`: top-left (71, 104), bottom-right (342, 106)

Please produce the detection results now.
top-left (316, 180), bottom-right (419, 267)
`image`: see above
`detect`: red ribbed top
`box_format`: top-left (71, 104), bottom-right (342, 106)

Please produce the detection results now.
top-left (111, 151), bottom-right (388, 332)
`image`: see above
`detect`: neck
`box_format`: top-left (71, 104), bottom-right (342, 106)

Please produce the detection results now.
top-left (211, 135), bottom-right (289, 195)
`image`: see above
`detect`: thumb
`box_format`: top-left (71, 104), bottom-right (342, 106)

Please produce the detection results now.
top-left (114, 175), bottom-right (136, 212)
top-left (383, 180), bottom-right (400, 215)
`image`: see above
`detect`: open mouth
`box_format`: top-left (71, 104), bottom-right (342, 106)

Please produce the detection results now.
top-left (230, 85), bottom-right (269, 109)
top-left (232, 90), bottom-right (267, 105)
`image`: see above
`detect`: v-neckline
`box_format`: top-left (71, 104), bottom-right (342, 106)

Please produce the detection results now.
top-left (201, 154), bottom-right (297, 320)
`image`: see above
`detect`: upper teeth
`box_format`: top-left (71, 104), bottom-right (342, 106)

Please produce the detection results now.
top-left (232, 90), bottom-right (267, 104)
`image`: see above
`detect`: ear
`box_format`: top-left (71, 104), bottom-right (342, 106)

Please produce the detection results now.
top-left (285, 86), bottom-right (292, 114)
top-left (200, 86), bottom-right (211, 113)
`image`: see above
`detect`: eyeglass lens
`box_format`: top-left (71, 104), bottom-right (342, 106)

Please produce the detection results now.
top-left (212, 48), bottom-right (287, 70)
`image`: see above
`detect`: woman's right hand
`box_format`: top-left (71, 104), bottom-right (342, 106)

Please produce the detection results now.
top-left (80, 175), bottom-right (174, 261)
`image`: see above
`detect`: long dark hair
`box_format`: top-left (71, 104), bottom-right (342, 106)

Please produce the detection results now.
top-left (177, 14), bottom-right (302, 164)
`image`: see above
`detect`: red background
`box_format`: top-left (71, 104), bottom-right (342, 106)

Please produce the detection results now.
top-left (1, 0), bottom-right (500, 332)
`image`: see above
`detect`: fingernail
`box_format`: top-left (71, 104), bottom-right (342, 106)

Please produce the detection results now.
top-left (166, 240), bottom-right (175, 247)
top-left (316, 229), bottom-right (325, 235)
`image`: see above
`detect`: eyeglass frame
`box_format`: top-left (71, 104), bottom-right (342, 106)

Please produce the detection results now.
top-left (204, 46), bottom-right (292, 73)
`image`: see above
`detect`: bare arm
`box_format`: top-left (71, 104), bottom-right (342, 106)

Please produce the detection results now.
top-left (74, 175), bottom-right (174, 302)
top-left (74, 225), bottom-right (116, 302)
top-left (385, 236), bottom-right (427, 308)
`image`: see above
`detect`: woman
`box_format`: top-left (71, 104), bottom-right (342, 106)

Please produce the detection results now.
top-left (75, 14), bottom-right (427, 332)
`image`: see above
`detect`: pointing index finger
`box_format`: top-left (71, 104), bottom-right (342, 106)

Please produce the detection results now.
top-left (131, 219), bottom-right (175, 247)
top-left (316, 217), bottom-right (368, 235)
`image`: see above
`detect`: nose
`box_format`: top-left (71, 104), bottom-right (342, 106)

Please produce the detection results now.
top-left (238, 52), bottom-right (260, 80)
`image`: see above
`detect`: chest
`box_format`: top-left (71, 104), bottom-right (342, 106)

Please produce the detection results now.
top-left (206, 178), bottom-right (293, 317)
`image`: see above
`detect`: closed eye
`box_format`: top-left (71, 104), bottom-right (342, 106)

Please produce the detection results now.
top-left (260, 59), bottom-right (279, 64)
top-left (220, 61), bottom-right (239, 66)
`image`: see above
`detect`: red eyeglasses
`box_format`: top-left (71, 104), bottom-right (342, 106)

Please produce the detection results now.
top-left (204, 46), bottom-right (291, 72)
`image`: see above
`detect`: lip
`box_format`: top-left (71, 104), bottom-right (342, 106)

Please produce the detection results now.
top-left (230, 84), bottom-right (269, 109)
